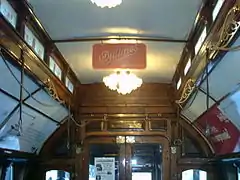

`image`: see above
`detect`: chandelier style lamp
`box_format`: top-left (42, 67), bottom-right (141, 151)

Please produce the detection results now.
top-left (90, 0), bottom-right (122, 8)
top-left (103, 71), bottom-right (142, 95)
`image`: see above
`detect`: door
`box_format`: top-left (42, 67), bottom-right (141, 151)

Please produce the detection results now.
top-left (131, 144), bottom-right (162, 180)
top-left (86, 136), bottom-right (168, 180)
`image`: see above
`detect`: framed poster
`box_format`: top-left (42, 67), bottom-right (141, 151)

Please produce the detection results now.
top-left (94, 157), bottom-right (115, 180)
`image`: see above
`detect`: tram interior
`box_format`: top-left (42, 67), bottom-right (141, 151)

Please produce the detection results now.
top-left (0, 0), bottom-right (240, 180)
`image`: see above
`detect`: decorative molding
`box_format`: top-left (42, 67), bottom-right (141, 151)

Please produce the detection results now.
top-left (209, 4), bottom-right (240, 53)
top-left (176, 79), bottom-right (196, 105)
top-left (45, 79), bottom-right (65, 104)
top-left (0, 16), bottom-right (75, 106)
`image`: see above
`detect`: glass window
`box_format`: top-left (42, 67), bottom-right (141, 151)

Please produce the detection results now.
top-left (184, 58), bottom-right (192, 75)
top-left (46, 170), bottom-right (70, 180)
top-left (49, 57), bottom-right (62, 80)
top-left (132, 172), bottom-right (152, 180)
top-left (195, 27), bottom-right (207, 55)
top-left (89, 165), bottom-right (96, 180)
top-left (24, 25), bottom-right (45, 60)
top-left (182, 169), bottom-right (207, 180)
top-left (195, 60), bottom-right (217, 86)
top-left (0, 0), bottom-right (17, 28)
top-left (65, 76), bottom-right (74, 93)
top-left (212, 0), bottom-right (225, 22)
top-left (5, 164), bottom-right (13, 180)
top-left (238, 167), bottom-right (240, 180)
top-left (177, 78), bottom-right (182, 90)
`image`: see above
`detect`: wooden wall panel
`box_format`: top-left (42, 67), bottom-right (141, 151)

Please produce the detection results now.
top-left (77, 83), bottom-right (176, 115)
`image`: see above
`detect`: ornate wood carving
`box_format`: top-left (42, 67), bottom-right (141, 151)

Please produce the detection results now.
top-left (174, 0), bottom-right (240, 105)
top-left (0, 7), bottom-right (78, 107)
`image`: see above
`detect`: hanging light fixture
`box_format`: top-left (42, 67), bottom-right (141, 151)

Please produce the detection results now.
top-left (90, 0), bottom-right (122, 8)
top-left (103, 71), bottom-right (142, 95)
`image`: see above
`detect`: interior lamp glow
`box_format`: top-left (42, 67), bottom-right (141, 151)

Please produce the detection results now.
top-left (90, 0), bottom-right (122, 8)
top-left (103, 71), bottom-right (142, 95)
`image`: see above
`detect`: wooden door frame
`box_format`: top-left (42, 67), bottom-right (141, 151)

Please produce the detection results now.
top-left (82, 135), bottom-right (170, 180)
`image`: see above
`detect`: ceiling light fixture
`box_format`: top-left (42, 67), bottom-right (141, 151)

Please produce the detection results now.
top-left (103, 71), bottom-right (142, 95)
top-left (90, 0), bottom-right (122, 8)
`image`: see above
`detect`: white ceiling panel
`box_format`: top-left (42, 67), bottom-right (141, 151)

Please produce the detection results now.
top-left (25, 90), bottom-right (68, 122)
top-left (27, 0), bottom-right (202, 83)
top-left (0, 105), bottom-right (58, 153)
top-left (218, 88), bottom-right (240, 131)
top-left (22, 73), bottom-right (40, 99)
top-left (0, 92), bottom-right (18, 125)
top-left (28, 0), bottom-right (202, 40)
top-left (181, 90), bottom-right (215, 122)
top-left (0, 56), bottom-right (20, 98)
top-left (200, 36), bottom-right (240, 100)
top-left (57, 41), bottom-right (185, 83)
top-left (0, 55), bottom-right (40, 99)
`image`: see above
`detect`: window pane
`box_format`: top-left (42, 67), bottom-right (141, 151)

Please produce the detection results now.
top-left (0, 0), bottom-right (17, 28)
top-left (195, 27), bottom-right (207, 55)
top-left (46, 170), bottom-right (70, 180)
top-left (238, 167), bottom-right (240, 180)
top-left (184, 58), bottom-right (191, 75)
top-left (89, 165), bottom-right (96, 180)
top-left (182, 169), bottom-right (207, 180)
top-left (212, 0), bottom-right (225, 22)
top-left (132, 172), bottom-right (152, 180)
top-left (195, 61), bottom-right (216, 86)
top-left (49, 57), bottom-right (62, 80)
top-left (177, 78), bottom-right (182, 90)
top-left (24, 25), bottom-right (45, 60)
top-left (5, 164), bottom-right (13, 180)
top-left (65, 77), bottom-right (74, 93)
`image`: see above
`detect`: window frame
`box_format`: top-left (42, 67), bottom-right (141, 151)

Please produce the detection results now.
top-left (49, 56), bottom-right (63, 80)
top-left (212, 0), bottom-right (225, 22)
top-left (194, 26), bottom-right (207, 56)
top-left (24, 24), bottom-right (45, 60)
top-left (177, 78), bottom-right (182, 90)
top-left (184, 58), bottom-right (192, 75)
top-left (65, 76), bottom-right (74, 93)
top-left (0, 0), bottom-right (17, 28)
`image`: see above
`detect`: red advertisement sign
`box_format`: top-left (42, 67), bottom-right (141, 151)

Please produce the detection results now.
top-left (92, 43), bottom-right (146, 69)
top-left (196, 105), bottom-right (240, 155)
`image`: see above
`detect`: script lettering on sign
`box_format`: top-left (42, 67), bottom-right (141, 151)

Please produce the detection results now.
top-left (211, 129), bottom-right (231, 143)
top-left (92, 43), bottom-right (146, 69)
top-left (99, 45), bottom-right (138, 66)
top-left (217, 112), bottom-right (230, 123)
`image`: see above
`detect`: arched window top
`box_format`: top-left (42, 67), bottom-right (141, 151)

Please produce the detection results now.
top-left (182, 169), bottom-right (207, 180)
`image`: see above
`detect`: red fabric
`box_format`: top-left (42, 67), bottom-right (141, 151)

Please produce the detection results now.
top-left (197, 105), bottom-right (240, 155)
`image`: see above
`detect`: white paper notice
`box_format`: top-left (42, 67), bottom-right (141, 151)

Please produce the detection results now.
top-left (94, 157), bottom-right (115, 180)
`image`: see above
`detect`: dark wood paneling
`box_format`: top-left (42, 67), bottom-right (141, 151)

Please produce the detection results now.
top-left (77, 83), bottom-right (176, 114)
top-left (79, 106), bottom-right (175, 114)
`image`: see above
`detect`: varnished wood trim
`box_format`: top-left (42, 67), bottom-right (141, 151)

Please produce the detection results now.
top-left (180, 117), bottom-right (214, 156)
